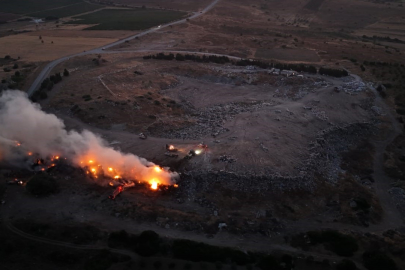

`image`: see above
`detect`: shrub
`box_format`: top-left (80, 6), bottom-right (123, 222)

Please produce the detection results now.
top-left (108, 230), bottom-right (130, 248)
top-left (26, 174), bottom-right (58, 197)
top-left (172, 239), bottom-right (251, 265)
top-left (39, 91), bottom-right (48, 99)
top-left (257, 255), bottom-right (281, 270)
top-left (363, 251), bottom-right (397, 270)
top-left (153, 261), bottom-right (162, 269)
top-left (337, 259), bottom-right (357, 270)
top-left (63, 68), bottom-right (70, 76)
top-left (306, 230), bottom-right (358, 257)
top-left (134, 230), bottom-right (161, 257)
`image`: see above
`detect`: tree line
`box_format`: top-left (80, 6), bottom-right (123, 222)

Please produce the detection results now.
top-left (143, 52), bottom-right (347, 77)
top-left (31, 69), bottom-right (69, 101)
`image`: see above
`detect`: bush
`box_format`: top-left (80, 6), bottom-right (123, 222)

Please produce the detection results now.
top-left (319, 67), bottom-right (348, 77)
top-left (84, 249), bottom-right (114, 270)
top-left (39, 91), bottom-right (48, 100)
top-left (172, 239), bottom-right (251, 265)
top-left (337, 259), bottom-right (357, 270)
top-left (134, 230), bottom-right (161, 257)
top-left (63, 68), bottom-right (70, 76)
top-left (153, 261), bottom-right (162, 269)
top-left (26, 174), bottom-right (58, 196)
top-left (108, 230), bottom-right (130, 248)
top-left (257, 255), bottom-right (281, 270)
top-left (13, 63), bottom-right (18, 69)
top-left (363, 251), bottom-right (397, 270)
top-left (306, 230), bottom-right (358, 257)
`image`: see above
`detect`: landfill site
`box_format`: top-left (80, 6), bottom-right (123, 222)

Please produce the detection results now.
top-left (1, 54), bottom-right (387, 237)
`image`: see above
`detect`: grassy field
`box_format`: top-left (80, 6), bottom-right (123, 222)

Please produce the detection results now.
top-left (29, 2), bottom-right (104, 19)
top-left (66, 8), bottom-right (187, 30)
top-left (0, 0), bottom-right (82, 14)
top-left (0, 34), bottom-right (116, 61)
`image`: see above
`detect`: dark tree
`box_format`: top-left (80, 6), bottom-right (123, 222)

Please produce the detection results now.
top-left (63, 68), bottom-right (70, 76)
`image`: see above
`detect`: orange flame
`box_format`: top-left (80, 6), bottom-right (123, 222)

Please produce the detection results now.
top-left (150, 180), bottom-right (158, 190)
top-left (154, 166), bottom-right (162, 173)
top-left (114, 175), bottom-right (120, 179)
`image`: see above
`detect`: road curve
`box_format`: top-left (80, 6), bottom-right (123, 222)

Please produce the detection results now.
top-left (27, 0), bottom-right (221, 96)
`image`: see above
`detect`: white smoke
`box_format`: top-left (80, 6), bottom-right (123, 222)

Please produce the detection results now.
top-left (0, 90), bottom-right (177, 185)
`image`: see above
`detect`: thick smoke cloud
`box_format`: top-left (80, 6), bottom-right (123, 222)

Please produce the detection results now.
top-left (0, 90), bottom-right (177, 185)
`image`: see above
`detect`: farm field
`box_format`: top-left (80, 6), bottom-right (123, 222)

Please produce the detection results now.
top-left (109, 0), bottom-right (212, 11)
top-left (0, 34), bottom-right (116, 62)
top-left (28, 2), bottom-right (105, 19)
top-left (66, 8), bottom-right (187, 30)
top-left (0, 0), bottom-right (82, 14)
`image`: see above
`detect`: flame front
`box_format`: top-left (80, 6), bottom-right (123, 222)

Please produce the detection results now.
top-left (150, 180), bottom-right (158, 190)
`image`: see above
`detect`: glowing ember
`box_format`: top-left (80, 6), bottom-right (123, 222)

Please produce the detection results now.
top-left (109, 182), bottom-right (114, 187)
top-left (154, 166), bottom-right (162, 173)
top-left (28, 152), bottom-right (32, 156)
top-left (41, 168), bottom-right (45, 171)
top-left (108, 167), bottom-right (113, 172)
top-left (169, 145), bottom-right (175, 150)
top-left (55, 156), bottom-right (59, 160)
top-left (174, 184), bottom-right (179, 188)
top-left (195, 149), bottom-right (202, 155)
top-left (91, 168), bottom-right (96, 173)
top-left (88, 160), bottom-right (94, 164)
top-left (114, 175), bottom-right (120, 179)
top-left (150, 180), bottom-right (158, 190)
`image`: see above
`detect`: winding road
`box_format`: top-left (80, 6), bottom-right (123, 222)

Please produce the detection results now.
top-left (27, 0), bottom-right (221, 96)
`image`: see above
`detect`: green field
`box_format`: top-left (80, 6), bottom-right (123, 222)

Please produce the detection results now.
top-left (65, 8), bottom-right (187, 30)
top-left (0, 0), bottom-right (82, 14)
top-left (29, 2), bottom-right (104, 18)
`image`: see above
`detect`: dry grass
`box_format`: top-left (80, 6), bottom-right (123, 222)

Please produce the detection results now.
top-left (0, 33), bottom-right (116, 61)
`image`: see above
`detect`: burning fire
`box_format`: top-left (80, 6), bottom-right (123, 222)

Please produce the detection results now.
top-left (169, 145), bottom-right (175, 150)
top-left (150, 180), bottom-right (158, 190)
top-left (195, 149), bottom-right (202, 155)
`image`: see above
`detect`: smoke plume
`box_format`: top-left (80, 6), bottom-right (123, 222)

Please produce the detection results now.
top-left (0, 90), bottom-right (177, 185)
